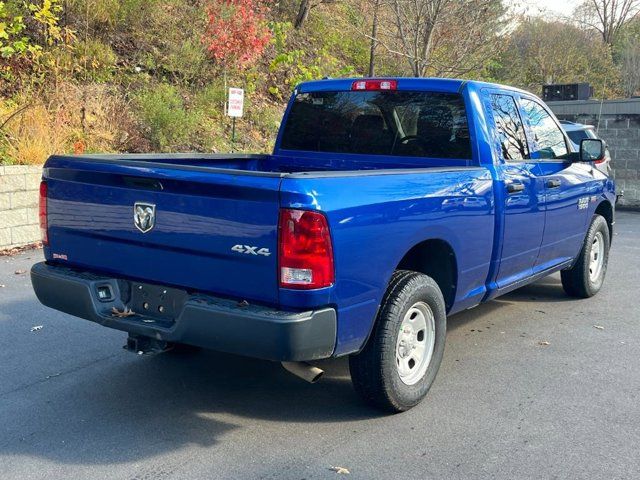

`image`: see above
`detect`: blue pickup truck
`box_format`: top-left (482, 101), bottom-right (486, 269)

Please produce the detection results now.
top-left (31, 78), bottom-right (615, 412)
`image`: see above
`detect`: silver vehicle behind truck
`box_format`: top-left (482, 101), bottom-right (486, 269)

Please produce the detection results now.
top-left (560, 120), bottom-right (612, 176)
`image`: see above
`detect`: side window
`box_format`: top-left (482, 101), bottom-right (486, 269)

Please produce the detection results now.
top-left (521, 98), bottom-right (568, 159)
top-left (489, 94), bottom-right (529, 161)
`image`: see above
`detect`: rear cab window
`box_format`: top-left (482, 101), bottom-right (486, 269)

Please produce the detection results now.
top-left (279, 91), bottom-right (472, 160)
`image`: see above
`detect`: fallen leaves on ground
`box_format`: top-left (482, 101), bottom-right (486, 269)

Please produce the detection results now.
top-left (111, 307), bottom-right (136, 318)
top-left (14, 269), bottom-right (26, 275)
top-left (330, 466), bottom-right (350, 474)
top-left (0, 242), bottom-right (42, 256)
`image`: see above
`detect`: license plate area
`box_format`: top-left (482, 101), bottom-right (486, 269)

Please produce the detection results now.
top-left (128, 281), bottom-right (188, 323)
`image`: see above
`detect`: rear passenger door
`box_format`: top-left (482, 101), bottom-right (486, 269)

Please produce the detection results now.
top-left (488, 92), bottom-right (546, 288)
top-left (518, 97), bottom-right (593, 270)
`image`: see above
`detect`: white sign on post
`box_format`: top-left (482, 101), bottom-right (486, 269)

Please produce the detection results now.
top-left (227, 88), bottom-right (244, 118)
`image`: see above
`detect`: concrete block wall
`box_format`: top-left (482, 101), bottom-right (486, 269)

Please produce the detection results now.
top-left (0, 165), bottom-right (43, 250)
top-left (598, 117), bottom-right (640, 207)
top-left (548, 99), bottom-right (640, 209)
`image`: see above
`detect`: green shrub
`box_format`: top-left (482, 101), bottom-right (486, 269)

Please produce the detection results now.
top-left (75, 39), bottom-right (117, 81)
top-left (136, 84), bottom-right (200, 151)
top-left (161, 38), bottom-right (209, 85)
top-left (246, 102), bottom-right (282, 137)
top-left (307, 3), bottom-right (369, 74)
top-left (269, 20), bottom-right (292, 55)
top-left (64, 0), bottom-right (160, 29)
top-left (193, 82), bottom-right (226, 116)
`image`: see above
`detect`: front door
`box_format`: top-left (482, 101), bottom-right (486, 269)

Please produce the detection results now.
top-left (518, 97), bottom-right (592, 271)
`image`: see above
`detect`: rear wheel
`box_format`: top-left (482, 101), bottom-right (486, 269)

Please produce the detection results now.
top-left (349, 270), bottom-right (447, 413)
top-left (561, 214), bottom-right (610, 298)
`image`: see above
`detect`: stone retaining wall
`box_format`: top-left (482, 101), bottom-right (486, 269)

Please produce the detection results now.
top-left (0, 165), bottom-right (42, 250)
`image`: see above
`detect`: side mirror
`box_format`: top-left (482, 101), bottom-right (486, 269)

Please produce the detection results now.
top-left (580, 138), bottom-right (605, 162)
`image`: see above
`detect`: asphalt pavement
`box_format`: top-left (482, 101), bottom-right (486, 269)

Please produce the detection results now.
top-left (1, 212), bottom-right (639, 480)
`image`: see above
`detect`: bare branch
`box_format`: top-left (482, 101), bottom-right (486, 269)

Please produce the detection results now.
top-left (577, 0), bottom-right (640, 44)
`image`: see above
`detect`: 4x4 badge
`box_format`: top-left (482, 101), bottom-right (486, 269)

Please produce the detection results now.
top-left (134, 202), bottom-right (156, 233)
top-left (231, 244), bottom-right (271, 256)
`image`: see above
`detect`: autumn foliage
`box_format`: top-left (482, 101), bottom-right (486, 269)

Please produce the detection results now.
top-left (203, 0), bottom-right (272, 69)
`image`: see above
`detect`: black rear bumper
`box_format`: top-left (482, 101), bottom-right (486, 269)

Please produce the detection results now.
top-left (30, 262), bottom-right (336, 362)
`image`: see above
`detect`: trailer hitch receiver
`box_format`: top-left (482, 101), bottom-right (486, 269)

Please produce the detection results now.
top-left (124, 335), bottom-right (170, 355)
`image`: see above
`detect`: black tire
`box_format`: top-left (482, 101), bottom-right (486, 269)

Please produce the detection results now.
top-left (561, 214), bottom-right (610, 298)
top-left (349, 270), bottom-right (447, 413)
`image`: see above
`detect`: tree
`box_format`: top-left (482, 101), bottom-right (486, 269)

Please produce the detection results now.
top-left (202, 0), bottom-right (272, 70)
top-left (386, 0), bottom-right (444, 76)
top-left (496, 18), bottom-right (622, 98)
top-left (615, 18), bottom-right (640, 95)
top-left (619, 38), bottom-right (640, 95)
top-left (575, 0), bottom-right (640, 46)
top-left (368, 0), bottom-right (505, 77)
top-left (425, 0), bottom-right (505, 78)
top-left (367, 0), bottom-right (381, 76)
top-left (294, 0), bottom-right (337, 29)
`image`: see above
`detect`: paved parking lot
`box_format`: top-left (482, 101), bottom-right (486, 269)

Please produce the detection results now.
top-left (1, 211), bottom-right (639, 480)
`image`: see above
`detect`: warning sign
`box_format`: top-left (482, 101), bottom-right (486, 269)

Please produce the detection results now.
top-left (228, 88), bottom-right (244, 118)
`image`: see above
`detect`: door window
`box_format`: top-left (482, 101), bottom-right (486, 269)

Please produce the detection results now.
top-left (521, 98), bottom-right (568, 159)
top-left (489, 94), bottom-right (529, 161)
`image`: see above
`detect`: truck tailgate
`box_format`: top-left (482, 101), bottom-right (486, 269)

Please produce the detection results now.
top-left (44, 158), bottom-right (282, 305)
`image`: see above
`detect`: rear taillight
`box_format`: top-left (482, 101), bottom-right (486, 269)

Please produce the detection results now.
top-left (278, 209), bottom-right (334, 289)
top-left (352, 79), bottom-right (397, 91)
top-left (39, 181), bottom-right (48, 245)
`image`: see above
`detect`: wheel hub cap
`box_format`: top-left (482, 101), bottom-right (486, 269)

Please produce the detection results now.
top-left (589, 232), bottom-right (605, 283)
top-left (395, 301), bottom-right (436, 386)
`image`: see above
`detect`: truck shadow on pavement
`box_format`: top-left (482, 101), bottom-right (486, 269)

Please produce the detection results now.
top-left (0, 274), bottom-right (584, 466)
top-left (447, 273), bottom-right (580, 332)
top-left (0, 306), bottom-right (378, 465)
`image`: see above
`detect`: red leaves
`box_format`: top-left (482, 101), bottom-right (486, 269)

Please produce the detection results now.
top-left (203, 0), bottom-right (272, 69)
top-left (73, 140), bottom-right (85, 154)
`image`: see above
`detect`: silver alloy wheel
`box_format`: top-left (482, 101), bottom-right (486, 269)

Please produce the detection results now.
top-left (589, 231), bottom-right (605, 283)
top-left (395, 301), bottom-right (436, 386)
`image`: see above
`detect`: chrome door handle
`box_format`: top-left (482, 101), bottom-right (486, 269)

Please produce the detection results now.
top-left (507, 183), bottom-right (525, 193)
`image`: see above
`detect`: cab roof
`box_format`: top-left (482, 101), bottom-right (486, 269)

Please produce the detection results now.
top-left (296, 77), bottom-right (534, 97)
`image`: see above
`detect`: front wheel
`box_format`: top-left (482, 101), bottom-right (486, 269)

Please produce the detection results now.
top-left (561, 214), bottom-right (610, 298)
top-left (349, 270), bottom-right (447, 413)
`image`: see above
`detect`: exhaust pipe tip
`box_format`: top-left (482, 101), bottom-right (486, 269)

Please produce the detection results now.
top-left (281, 361), bottom-right (324, 383)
